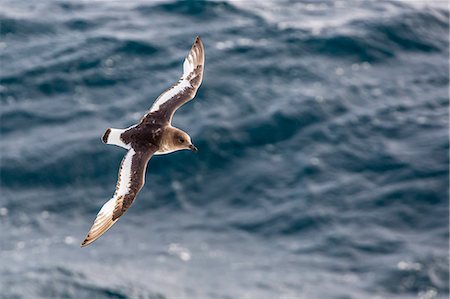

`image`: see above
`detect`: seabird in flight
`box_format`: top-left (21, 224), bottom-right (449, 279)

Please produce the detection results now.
top-left (81, 36), bottom-right (204, 247)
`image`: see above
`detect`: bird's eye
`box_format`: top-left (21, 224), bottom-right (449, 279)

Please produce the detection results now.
top-left (178, 138), bottom-right (184, 143)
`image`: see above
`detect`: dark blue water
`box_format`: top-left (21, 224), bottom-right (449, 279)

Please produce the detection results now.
top-left (1, 1), bottom-right (449, 298)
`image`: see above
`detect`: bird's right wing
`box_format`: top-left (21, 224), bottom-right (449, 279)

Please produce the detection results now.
top-left (81, 146), bottom-right (156, 247)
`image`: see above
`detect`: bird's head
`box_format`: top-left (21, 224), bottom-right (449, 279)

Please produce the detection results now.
top-left (166, 127), bottom-right (198, 152)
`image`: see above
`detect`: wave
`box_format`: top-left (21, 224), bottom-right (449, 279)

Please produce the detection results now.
top-left (2, 265), bottom-right (158, 299)
top-left (0, 15), bottom-right (55, 36)
top-left (0, 36), bottom-right (159, 99)
top-left (136, 1), bottom-right (244, 19)
top-left (285, 9), bottom-right (448, 62)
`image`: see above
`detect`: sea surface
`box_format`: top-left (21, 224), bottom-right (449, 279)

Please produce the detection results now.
top-left (0, 1), bottom-right (449, 298)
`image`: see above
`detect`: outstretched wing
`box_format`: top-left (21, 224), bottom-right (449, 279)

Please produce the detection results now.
top-left (142, 36), bottom-right (205, 123)
top-left (81, 146), bottom-right (157, 247)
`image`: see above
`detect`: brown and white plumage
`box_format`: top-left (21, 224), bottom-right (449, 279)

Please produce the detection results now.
top-left (81, 147), bottom-right (156, 247)
top-left (81, 36), bottom-right (205, 247)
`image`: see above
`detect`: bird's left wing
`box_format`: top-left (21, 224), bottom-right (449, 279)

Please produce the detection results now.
top-left (141, 36), bottom-right (205, 124)
top-left (81, 146), bottom-right (157, 247)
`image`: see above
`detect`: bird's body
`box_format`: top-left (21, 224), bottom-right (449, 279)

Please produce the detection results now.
top-left (81, 36), bottom-right (204, 247)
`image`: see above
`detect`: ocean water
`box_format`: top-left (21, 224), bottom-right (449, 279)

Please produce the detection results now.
top-left (0, 0), bottom-right (449, 298)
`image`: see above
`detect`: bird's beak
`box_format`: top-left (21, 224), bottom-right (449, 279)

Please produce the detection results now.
top-left (189, 144), bottom-right (198, 152)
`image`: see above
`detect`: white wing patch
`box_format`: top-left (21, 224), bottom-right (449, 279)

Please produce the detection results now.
top-left (104, 128), bottom-right (131, 150)
top-left (81, 149), bottom-right (136, 247)
top-left (183, 47), bottom-right (196, 75)
top-left (81, 197), bottom-right (118, 247)
top-left (115, 148), bottom-right (135, 196)
top-left (150, 79), bottom-right (191, 113)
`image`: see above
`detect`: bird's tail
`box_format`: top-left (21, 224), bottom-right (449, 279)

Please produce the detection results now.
top-left (102, 128), bottom-right (129, 149)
